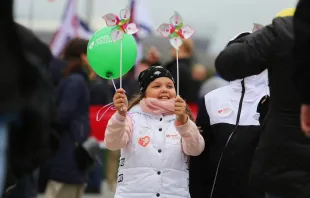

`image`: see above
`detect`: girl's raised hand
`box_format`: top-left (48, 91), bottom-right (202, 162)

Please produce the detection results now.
top-left (113, 88), bottom-right (128, 117)
top-left (174, 95), bottom-right (188, 125)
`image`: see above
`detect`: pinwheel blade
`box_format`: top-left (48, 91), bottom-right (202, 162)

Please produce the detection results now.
top-left (170, 11), bottom-right (183, 27)
top-left (120, 7), bottom-right (130, 20)
top-left (157, 23), bottom-right (171, 38)
top-left (110, 29), bottom-right (124, 42)
top-left (126, 23), bottom-right (139, 34)
top-left (102, 13), bottom-right (120, 26)
top-left (180, 25), bottom-right (195, 39)
top-left (169, 37), bottom-right (183, 49)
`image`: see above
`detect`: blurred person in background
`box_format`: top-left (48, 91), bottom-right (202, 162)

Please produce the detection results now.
top-left (198, 73), bottom-right (228, 100)
top-left (165, 39), bottom-right (199, 103)
top-left (1, 2), bottom-right (71, 198)
top-left (192, 64), bottom-right (208, 103)
top-left (0, 0), bottom-right (18, 192)
top-left (44, 38), bottom-right (90, 198)
top-left (105, 150), bottom-right (119, 193)
top-left (48, 58), bottom-right (67, 87)
top-left (215, 8), bottom-right (310, 198)
top-left (293, 0), bottom-right (310, 134)
top-left (114, 68), bottom-right (140, 101)
top-left (134, 59), bottom-right (151, 79)
top-left (38, 58), bottom-right (67, 194)
top-left (85, 62), bottom-right (113, 194)
top-left (4, 22), bottom-right (55, 198)
top-left (192, 64), bottom-right (208, 82)
top-left (88, 60), bottom-right (113, 106)
top-left (146, 46), bottom-right (162, 66)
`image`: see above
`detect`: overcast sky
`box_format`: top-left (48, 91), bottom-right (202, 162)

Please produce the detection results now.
top-left (14, 0), bottom-right (298, 53)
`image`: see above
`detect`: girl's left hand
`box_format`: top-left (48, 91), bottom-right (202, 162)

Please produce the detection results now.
top-left (174, 96), bottom-right (188, 125)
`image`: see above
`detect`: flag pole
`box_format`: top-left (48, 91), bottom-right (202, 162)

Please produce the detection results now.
top-left (85, 0), bottom-right (93, 25)
top-left (28, 0), bottom-right (35, 30)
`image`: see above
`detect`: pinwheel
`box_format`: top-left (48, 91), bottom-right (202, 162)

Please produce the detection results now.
top-left (157, 11), bottom-right (195, 95)
top-left (102, 7), bottom-right (139, 89)
top-left (102, 6), bottom-right (139, 42)
top-left (157, 11), bottom-right (194, 50)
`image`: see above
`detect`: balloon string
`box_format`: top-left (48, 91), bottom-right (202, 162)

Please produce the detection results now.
top-left (96, 102), bottom-right (134, 122)
top-left (176, 49), bottom-right (179, 96)
top-left (111, 79), bottom-right (117, 91)
top-left (120, 39), bottom-right (123, 89)
top-left (96, 102), bottom-right (115, 122)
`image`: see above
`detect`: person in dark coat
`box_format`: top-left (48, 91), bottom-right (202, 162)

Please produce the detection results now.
top-left (44, 38), bottom-right (90, 198)
top-left (4, 22), bottom-right (55, 198)
top-left (0, 1), bottom-right (25, 191)
top-left (0, 1), bottom-right (56, 197)
top-left (215, 8), bottom-right (310, 198)
top-left (48, 58), bottom-right (67, 87)
top-left (189, 70), bottom-right (268, 198)
top-left (85, 60), bottom-right (113, 194)
top-left (38, 58), bottom-right (66, 193)
top-left (293, 0), bottom-right (310, 134)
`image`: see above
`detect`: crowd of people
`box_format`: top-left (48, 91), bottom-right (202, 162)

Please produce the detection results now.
top-left (1, 0), bottom-right (310, 198)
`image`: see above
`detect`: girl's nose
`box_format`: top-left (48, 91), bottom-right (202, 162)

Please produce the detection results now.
top-left (161, 88), bottom-right (168, 93)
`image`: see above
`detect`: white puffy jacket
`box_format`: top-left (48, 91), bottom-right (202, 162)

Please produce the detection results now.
top-left (105, 104), bottom-right (204, 198)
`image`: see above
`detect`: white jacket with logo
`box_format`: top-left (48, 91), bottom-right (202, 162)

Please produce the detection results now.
top-left (189, 70), bottom-right (270, 198)
top-left (104, 105), bottom-right (204, 198)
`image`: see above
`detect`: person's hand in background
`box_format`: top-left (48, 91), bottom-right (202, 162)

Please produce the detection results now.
top-left (301, 104), bottom-right (310, 135)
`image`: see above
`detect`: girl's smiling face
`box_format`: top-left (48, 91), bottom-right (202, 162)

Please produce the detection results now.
top-left (145, 77), bottom-right (176, 100)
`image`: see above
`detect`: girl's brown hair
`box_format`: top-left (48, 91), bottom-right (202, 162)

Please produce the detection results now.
top-left (128, 93), bottom-right (195, 121)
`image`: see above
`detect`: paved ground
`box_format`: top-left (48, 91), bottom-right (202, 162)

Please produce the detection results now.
top-left (38, 195), bottom-right (104, 198)
top-left (38, 181), bottom-right (115, 198)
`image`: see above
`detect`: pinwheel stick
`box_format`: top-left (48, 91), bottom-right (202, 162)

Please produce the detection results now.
top-left (120, 40), bottom-right (123, 89)
top-left (176, 49), bottom-right (180, 96)
top-left (119, 40), bottom-right (124, 112)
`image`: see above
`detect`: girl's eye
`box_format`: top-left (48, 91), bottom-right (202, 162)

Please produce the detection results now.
top-left (168, 85), bottom-right (173, 88)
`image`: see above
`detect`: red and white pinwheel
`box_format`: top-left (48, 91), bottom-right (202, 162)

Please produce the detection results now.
top-left (102, 7), bottom-right (139, 42)
top-left (157, 11), bottom-right (195, 49)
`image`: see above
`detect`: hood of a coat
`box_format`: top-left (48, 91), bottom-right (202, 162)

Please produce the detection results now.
top-left (229, 70), bottom-right (269, 102)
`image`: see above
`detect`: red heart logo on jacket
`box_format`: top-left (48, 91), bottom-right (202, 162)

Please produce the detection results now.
top-left (138, 136), bottom-right (150, 147)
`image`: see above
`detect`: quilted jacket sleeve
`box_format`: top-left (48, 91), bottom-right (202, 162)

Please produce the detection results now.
top-left (215, 24), bottom-right (277, 81)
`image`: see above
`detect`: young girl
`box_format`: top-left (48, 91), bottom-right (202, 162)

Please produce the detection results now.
top-left (104, 66), bottom-right (205, 198)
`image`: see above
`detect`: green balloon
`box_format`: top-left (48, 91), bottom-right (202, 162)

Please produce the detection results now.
top-left (87, 26), bottom-right (137, 79)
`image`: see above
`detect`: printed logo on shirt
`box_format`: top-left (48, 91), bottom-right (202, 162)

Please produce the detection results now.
top-left (253, 113), bottom-right (260, 121)
top-left (138, 136), bottom-right (150, 147)
top-left (166, 134), bottom-right (179, 140)
top-left (217, 104), bottom-right (233, 118)
top-left (120, 158), bottom-right (125, 166)
top-left (118, 174), bottom-right (123, 183)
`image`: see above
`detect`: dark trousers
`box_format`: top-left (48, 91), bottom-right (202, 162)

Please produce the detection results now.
top-left (4, 169), bottom-right (39, 198)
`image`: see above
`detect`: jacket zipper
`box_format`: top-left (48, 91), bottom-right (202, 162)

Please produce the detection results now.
top-left (209, 79), bottom-right (245, 198)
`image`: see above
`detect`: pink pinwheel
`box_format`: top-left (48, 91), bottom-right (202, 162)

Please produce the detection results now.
top-left (102, 7), bottom-right (139, 42)
top-left (157, 11), bottom-right (195, 49)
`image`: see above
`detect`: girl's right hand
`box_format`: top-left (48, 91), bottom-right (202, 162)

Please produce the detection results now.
top-left (113, 88), bottom-right (128, 117)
